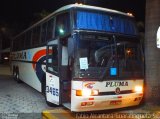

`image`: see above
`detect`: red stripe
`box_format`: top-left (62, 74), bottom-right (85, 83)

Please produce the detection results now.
top-left (89, 97), bottom-right (94, 100)
top-left (32, 49), bottom-right (52, 70)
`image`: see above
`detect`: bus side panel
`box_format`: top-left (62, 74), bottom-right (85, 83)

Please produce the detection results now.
top-left (46, 72), bottom-right (60, 105)
top-left (12, 61), bottom-right (42, 92)
top-left (11, 46), bottom-right (46, 92)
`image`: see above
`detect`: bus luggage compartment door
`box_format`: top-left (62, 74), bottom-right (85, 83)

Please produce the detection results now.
top-left (46, 72), bottom-right (60, 105)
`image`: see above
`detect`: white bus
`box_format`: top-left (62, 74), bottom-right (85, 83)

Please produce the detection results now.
top-left (11, 4), bottom-right (144, 112)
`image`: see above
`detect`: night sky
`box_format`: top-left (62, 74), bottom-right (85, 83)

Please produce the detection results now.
top-left (0, 0), bottom-right (146, 35)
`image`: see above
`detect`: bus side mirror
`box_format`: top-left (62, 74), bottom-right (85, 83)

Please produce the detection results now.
top-left (68, 38), bottom-right (75, 58)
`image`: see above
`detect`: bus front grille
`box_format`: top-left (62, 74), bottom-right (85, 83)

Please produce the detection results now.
top-left (98, 90), bottom-right (133, 96)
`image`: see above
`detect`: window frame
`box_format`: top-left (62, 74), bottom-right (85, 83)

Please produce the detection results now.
top-left (46, 45), bottom-right (59, 75)
top-left (55, 11), bottom-right (71, 38)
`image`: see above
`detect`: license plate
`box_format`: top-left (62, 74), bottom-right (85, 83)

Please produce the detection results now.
top-left (110, 100), bottom-right (122, 105)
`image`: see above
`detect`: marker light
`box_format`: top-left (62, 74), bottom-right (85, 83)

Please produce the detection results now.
top-left (134, 86), bottom-right (143, 93)
top-left (76, 89), bottom-right (99, 96)
top-left (75, 3), bottom-right (83, 5)
top-left (79, 3), bottom-right (83, 5)
top-left (127, 13), bottom-right (133, 16)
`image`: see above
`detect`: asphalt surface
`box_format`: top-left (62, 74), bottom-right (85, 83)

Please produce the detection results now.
top-left (0, 64), bottom-right (52, 119)
top-left (1, 64), bottom-right (160, 119)
top-left (0, 64), bottom-right (11, 76)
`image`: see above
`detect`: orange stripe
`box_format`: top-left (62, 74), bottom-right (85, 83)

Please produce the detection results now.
top-left (32, 49), bottom-right (52, 70)
top-left (84, 83), bottom-right (95, 87)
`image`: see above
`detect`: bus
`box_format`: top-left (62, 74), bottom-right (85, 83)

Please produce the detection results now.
top-left (11, 4), bottom-right (144, 112)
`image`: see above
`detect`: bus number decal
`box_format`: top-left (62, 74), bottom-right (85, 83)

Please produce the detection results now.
top-left (46, 86), bottom-right (59, 96)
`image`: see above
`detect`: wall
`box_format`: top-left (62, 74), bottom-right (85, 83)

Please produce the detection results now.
top-left (145, 0), bottom-right (160, 104)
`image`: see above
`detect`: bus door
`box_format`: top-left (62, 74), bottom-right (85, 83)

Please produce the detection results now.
top-left (60, 39), bottom-right (71, 108)
top-left (46, 44), bottom-right (60, 105)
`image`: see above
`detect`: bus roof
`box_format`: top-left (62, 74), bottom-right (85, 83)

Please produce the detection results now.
top-left (56, 4), bottom-right (132, 17)
top-left (14, 4), bottom-right (133, 39)
top-left (36, 4), bottom-right (134, 26)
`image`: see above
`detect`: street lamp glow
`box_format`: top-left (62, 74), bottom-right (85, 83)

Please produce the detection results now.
top-left (59, 28), bottom-right (64, 35)
top-left (4, 57), bottom-right (9, 60)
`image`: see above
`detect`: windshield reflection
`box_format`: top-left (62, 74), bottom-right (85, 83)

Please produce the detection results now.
top-left (77, 39), bottom-right (115, 67)
top-left (75, 36), bottom-right (144, 79)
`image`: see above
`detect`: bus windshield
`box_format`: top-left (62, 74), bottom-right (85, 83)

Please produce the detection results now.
top-left (117, 41), bottom-right (144, 78)
top-left (75, 35), bottom-right (144, 80)
top-left (74, 10), bottom-right (137, 36)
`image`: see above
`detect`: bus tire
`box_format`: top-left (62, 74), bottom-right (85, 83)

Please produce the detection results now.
top-left (15, 68), bottom-right (22, 83)
top-left (13, 68), bottom-right (17, 81)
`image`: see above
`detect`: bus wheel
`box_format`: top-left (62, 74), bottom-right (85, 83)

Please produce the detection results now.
top-left (15, 69), bottom-right (22, 83)
top-left (13, 70), bottom-right (17, 81)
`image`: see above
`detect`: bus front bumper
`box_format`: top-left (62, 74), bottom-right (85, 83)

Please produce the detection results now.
top-left (71, 92), bottom-right (143, 112)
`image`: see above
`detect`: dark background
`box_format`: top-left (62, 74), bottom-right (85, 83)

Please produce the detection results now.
top-left (0, 0), bottom-right (146, 49)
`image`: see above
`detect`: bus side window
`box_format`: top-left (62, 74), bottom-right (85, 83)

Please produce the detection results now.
top-left (47, 46), bottom-right (58, 73)
top-left (14, 38), bottom-right (19, 51)
top-left (55, 12), bottom-right (70, 37)
top-left (41, 22), bottom-right (47, 44)
top-left (12, 39), bottom-right (16, 51)
top-left (46, 18), bottom-right (54, 41)
top-left (32, 26), bottom-right (40, 46)
top-left (18, 35), bottom-right (25, 50)
top-left (25, 31), bottom-right (32, 48)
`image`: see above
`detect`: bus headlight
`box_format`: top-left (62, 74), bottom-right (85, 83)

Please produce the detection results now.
top-left (82, 89), bottom-right (92, 96)
top-left (134, 86), bottom-right (143, 93)
top-left (76, 89), bottom-right (99, 96)
top-left (91, 89), bottom-right (99, 95)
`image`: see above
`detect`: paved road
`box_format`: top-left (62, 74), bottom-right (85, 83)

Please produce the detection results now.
top-left (0, 64), bottom-right (11, 75)
top-left (0, 64), bottom-right (52, 119)
top-left (1, 64), bottom-right (160, 119)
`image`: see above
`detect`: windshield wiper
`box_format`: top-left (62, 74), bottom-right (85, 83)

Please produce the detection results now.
top-left (100, 67), bottom-right (108, 81)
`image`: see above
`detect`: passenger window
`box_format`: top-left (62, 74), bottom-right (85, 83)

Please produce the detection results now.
top-left (41, 22), bottom-right (47, 44)
top-left (47, 45), bottom-right (58, 73)
top-left (46, 18), bottom-right (54, 41)
top-left (32, 26), bottom-right (40, 46)
top-left (25, 31), bottom-right (32, 48)
top-left (55, 12), bottom-right (70, 37)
